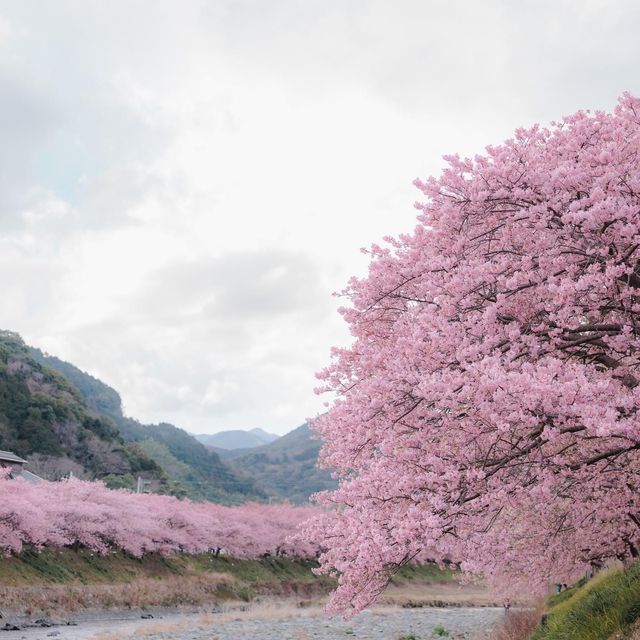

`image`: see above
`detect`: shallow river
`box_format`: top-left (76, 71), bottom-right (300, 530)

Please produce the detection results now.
top-left (0, 606), bottom-right (505, 640)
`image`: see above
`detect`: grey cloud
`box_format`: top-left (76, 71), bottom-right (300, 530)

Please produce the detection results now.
top-left (0, 71), bottom-right (62, 224)
top-left (200, 0), bottom-right (640, 123)
top-left (0, 2), bottom-right (178, 238)
top-left (53, 249), bottom-right (336, 432)
top-left (4, 0), bottom-right (638, 435)
top-left (0, 253), bottom-right (66, 333)
top-left (130, 250), bottom-right (327, 323)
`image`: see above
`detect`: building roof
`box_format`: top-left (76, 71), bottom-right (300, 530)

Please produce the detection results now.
top-left (17, 469), bottom-right (43, 484)
top-left (0, 450), bottom-right (27, 464)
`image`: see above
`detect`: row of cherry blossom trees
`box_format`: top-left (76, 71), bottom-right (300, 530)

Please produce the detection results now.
top-left (0, 475), bottom-right (317, 558)
top-left (307, 93), bottom-right (640, 614)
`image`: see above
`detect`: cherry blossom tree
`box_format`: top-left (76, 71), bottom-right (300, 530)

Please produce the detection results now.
top-left (0, 475), bottom-right (317, 558)
top-left (308, 93), bottom-right (640, 614)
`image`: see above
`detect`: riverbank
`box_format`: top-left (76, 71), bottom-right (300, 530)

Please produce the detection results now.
top-left (0, 548), bottom-right (481, 621)
top-left (0, 602), bottom-right (506, 640)
top-left (0, 549), bottom-right (333, 618)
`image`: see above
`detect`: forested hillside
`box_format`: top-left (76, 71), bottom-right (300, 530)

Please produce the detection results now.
top-left (223, 423), bottom-right (336, 503)
top-left (28, 340), bottom-right (263, 503)
top-left (0, 329), bottom-right (333, 504)
top-left (0, 331), bottom-right (163, 487)
top-left (25, 332), bottom-right (334, 504)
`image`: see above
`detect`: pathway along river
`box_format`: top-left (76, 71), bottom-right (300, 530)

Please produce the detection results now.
top-left (0, 605), bottom-right (506, 639)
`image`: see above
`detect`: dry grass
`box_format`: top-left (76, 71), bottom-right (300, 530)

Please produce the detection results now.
top-left (380, 579), bottom-right (497, 607)
top-left (0, 572), bottom-right (236, 617)
top-left (200, 600), bottom-right (324, 625)
top-left (93, 633), bottom-right (127, 640)
top-left (133, 620), bottom-right (190, 636)
top-left (0, 553), bottom-right (336, 620)
top-left (493, 607), bottom-right (544, 640)
top-left (626, 620), bottom-right (640, 640)
top-left (107, 601), bottom-right (327, 640)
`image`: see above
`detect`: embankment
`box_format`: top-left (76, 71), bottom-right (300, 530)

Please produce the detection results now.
top-left (531, 561), bottom-right (640, 640)
top-left (0, 549), bottom-right (333, 618)
top-left (493, 561), bottom-right (640, 640)
top-left (0, 549), bottom-right (465, 621)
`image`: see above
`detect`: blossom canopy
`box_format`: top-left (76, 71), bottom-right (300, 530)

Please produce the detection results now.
top-left (309, 93), bottom-right (640, 614)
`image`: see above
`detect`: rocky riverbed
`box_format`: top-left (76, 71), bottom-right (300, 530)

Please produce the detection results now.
top-left (0, 605), bottom-right (506, 639)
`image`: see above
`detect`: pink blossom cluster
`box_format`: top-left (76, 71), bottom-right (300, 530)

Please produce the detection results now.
top-left (0, 476), bottom-right (317, 558)
top-left (307, 93), bottom-right (640, 614)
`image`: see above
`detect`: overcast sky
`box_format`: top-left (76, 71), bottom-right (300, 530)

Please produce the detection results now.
top-left (0, 0), bottom-right (638, 435)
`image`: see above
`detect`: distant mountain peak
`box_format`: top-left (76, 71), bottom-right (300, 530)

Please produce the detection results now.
top-left (219, 423), bottom-right (337, 504)
top-left (249, 427), bottom-right (279, 439)
top-left (195, 428), bottom-right (279, 450)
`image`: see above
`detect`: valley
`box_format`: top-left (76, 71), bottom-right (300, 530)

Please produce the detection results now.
top-left (0, 330), bottom-right (328, 504)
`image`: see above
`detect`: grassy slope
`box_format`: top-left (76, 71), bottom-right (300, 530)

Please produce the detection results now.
top-left (531, 562), bottom-right (640, 640)
top-left (0, 549), bottom-right (459, 618)
top-left (0, 549), bottom-right (336, 616)
top-left (0, 548), bottom-right (323, 587)
top-left (0, 549), bottom-right (450, 588)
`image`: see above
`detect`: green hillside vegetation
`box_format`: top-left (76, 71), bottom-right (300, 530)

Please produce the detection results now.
top-left (0, 547), bottom-right (325, 588)
top-left (28, 339), bottom-right (263, 503)
top-left (225, 423), bottom-right (337, 503)
top-left (26, 331), bottom-right (330, 504)
top-left (27, 348), bottom-right (123, 420)
top-left (0, 331), bottom-right (164, 487)
top-left (531, 562), bottom-right (640, 640)
top-left (9, 329), bottom-right (327, 504)
top-left (119, 421), bottom-right (262, 503)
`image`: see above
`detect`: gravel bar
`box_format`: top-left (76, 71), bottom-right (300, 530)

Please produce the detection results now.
top-left (0, 606), bottom-right (506, 639)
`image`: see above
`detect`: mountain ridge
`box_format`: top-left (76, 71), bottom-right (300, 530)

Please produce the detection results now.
top-left (24, 336), bottom-right (263, 503)
top-left (195, 427), bottom-right (279, 450)
top-left (1, 329), bottom-right (331, 504)
top-left (221, 423), bottom-right (337, 504)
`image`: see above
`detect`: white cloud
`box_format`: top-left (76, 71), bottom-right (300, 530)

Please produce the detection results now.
top-left (0, 0), bottom-right (638, 433)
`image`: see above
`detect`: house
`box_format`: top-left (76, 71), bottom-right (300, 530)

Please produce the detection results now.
top-left (0, 449), bottom-right (27, 473)
top-left (0, 450), bottom-right (42, 483)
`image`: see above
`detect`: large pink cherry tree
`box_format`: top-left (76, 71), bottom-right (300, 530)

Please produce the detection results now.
top-left (308, 93), bottom-right (640, 614)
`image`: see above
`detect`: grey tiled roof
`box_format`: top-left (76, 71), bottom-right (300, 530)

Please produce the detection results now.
top-left (0, 450), bottom-right (27, 464)
top-left (18, 469), bottom-right (43, 484)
